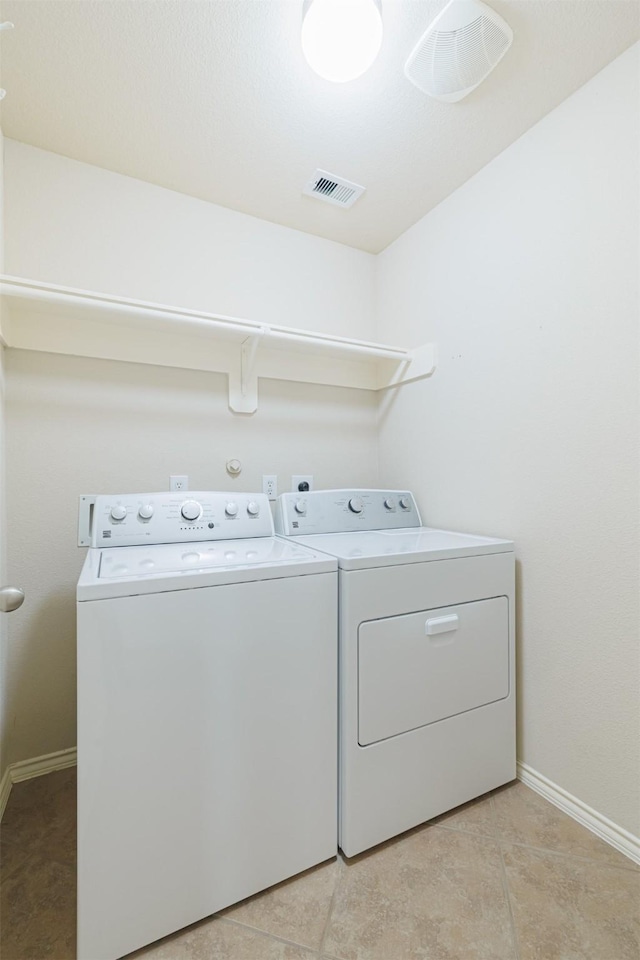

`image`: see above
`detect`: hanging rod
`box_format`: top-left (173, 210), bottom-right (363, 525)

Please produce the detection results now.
top-left (266, 328), bottom-right (409, 360)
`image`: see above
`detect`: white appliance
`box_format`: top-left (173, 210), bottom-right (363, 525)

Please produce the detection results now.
top-left (77, 491), bottom-right (338, 960)
top-left (275, 489), bottom-right (515, 858)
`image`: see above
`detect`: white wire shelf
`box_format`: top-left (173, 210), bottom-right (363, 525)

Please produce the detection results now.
top-left (0, 276), bottom-right (436, 413)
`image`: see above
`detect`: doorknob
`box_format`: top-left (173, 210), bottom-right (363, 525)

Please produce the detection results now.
top-left (0, 586), bottom-right (25, 613)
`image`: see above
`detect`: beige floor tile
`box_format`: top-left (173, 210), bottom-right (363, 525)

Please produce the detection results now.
top-left (46, 824), bottom-right (77, 866)
top-left (324, 826), bottom-right (515, 960)
top-left (223, 857), bottom-right (340, 950)
top-left (502, 842), bottom-right (640, 960)
top-left (430, 790), bottom-right (497, 838)
top-left (493, 781), bottom-right (636, 868)
top-left (4, 770), bottom-right (637, 960)
top-left (128, 916), bottom-right (317, 959)
top-left (0, 853), bottom-right (76, 960)
top-left (0, 840), bottom-right (31, 882)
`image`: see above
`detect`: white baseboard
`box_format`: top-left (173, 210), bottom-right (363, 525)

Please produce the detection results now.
top-left (517, 761), bottom-right (640, 866)
top-left (0, 765), bottom-right (12, 820)
top-left (0, 747), bottom-right (77, 820)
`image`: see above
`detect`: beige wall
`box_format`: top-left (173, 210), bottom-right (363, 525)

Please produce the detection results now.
top-left (2, 144), bottom-right (378, 768)
top-left (4, 140), bottom-right (375, 340)
top-left (376, 44), bottom-right (640, 835)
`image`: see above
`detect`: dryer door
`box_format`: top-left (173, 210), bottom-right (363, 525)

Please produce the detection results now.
top-left (358, 597), bottom-right (509, 746)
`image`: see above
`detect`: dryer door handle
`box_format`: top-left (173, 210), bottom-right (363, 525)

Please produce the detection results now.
top-left (425, 614), bottom-right (459, 636)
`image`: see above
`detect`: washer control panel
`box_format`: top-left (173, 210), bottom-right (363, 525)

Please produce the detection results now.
top-left (274, 490), bottom-right (421, 536)
top-left (81, 492), bottom-right (273, 547)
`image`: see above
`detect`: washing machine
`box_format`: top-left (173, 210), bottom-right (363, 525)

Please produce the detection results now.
top-left (275, 489), bottom-right (515, 858)
top-left (76, 491), bottom-right (338, 960)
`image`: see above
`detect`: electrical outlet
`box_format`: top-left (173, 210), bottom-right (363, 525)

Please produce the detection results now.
top-left (262, 475), bottom-right (278, 501)
top-left (292, 475), bottom-right (313, 493)
top-left (170, 475), bottom-right (189, 492)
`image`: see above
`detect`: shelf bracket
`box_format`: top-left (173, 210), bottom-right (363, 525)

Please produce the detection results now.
top-left (229, 326), bottom-right (268, 414)
top-left (376, 342), bottom-right (437, 389)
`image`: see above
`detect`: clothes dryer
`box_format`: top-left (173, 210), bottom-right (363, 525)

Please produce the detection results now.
top-left (275, 489), bottom-right (515, 857)
top-left (77, 491), bottom-right (337, 960)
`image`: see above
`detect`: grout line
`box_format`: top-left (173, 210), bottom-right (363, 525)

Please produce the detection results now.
top-left (318, 856), bottom-right (344, 956)
top-left (492, 787), bottom-right (639, 872)
top-left (497, 838), bottom-right (640, 872)
top-left (427, 821), bottom-right (499, 842)
top-left (219, 916), bottom-right (321, 956)
top-left (492, 795), bottom-right (522, 960)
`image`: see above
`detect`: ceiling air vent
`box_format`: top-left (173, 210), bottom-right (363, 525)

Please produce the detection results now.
top-left (303, 170), bottom-right (365, 209)
top-left (405, 0), bottom-right (513, 103)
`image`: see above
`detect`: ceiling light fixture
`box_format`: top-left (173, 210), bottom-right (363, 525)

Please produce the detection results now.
top-left (301, 0), bottom-right (383, 83)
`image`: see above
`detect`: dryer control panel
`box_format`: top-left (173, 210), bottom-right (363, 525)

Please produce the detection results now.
top-left (274, 489), bottom-right (421, 537)
top-left (79, 492), bottom-right (273, 547)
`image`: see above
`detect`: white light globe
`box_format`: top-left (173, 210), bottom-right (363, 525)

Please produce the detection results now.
top-left (301, 0), bottom-right (383, 83)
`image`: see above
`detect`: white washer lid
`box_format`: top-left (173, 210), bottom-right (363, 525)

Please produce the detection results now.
top-left (77, 537), bottom-right (337, 600)
top-left (288, 527), bottom-right (514, 570)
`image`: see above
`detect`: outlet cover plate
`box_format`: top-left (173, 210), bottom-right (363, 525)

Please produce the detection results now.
top-left (170, 475), bottom-right (189, 492)
top-left (262, 475), bottom-right (278, 501)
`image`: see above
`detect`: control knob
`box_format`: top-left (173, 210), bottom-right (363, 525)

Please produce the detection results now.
top-left (110, 505), bottom-right (127, 522)
top-left (399, 496), bottom-right (411, 510)
top-left (181, 500), bottom-right (202, 521)
top-left (247, 501), bottom-right (260, 516)
top-left (138, 504), bottom-right (154, 520)
top-left (383, 498), bottom-right (395, 510)
top-left (294, 499), bottom-right (307, 515)
top-left (348, 497), bottom-right (364, 514)
top-left (225, 502), bottom-right (238, 518)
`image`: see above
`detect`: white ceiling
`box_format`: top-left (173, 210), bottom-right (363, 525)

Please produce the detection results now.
top-left (0, 0), bottom-right (638, 253)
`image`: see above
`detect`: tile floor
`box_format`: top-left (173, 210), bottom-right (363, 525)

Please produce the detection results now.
top-left (1, 768), bottom-right (638, 959)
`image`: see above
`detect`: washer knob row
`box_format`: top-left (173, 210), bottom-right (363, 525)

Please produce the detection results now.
top-left (382, 496), bottom-right (411, 511)
top-left (113, 499), bottom-right (262, 523)
top-left (111, 503), bottom-right (155, 522)
top-left (225, 500), bottom-right (261, 517)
